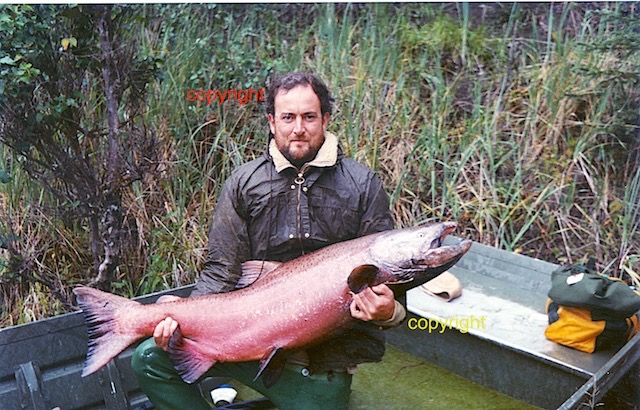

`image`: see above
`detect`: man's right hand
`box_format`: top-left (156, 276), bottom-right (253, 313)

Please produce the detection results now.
top-left (153, 295), bottom-right (181, 351)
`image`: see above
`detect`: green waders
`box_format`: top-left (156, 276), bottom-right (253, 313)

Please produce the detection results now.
top-left (131, 338), bottom-right (353, 410)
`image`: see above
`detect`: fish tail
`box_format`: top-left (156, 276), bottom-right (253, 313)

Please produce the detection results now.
top-left (73, 286), bottom-right (142, 377)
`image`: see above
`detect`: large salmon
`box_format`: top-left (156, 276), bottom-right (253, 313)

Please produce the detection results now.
top-left (74, 222), bottom-right (471, 386)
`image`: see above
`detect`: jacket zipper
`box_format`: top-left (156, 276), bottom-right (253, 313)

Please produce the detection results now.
top-left (294, 170), bottom-right (305, 253)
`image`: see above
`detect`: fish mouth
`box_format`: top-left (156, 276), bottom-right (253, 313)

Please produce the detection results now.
top-left (396, 228), bottom-right (471, 287)
top-left (428, 223), bottom-right (456, 250)
top-left (429, 237), bottom-right (442, 249)
top-left (411, 239), bottom-right (471, 269)
top-left (418, 222), bottom-right (469, 264)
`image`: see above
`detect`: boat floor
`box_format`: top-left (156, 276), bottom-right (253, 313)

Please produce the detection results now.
top-left (230, 344), bottom-right (539, 409)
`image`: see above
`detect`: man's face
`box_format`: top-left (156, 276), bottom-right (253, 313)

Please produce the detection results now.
top-left (268, 84), bottom-right (330, 168)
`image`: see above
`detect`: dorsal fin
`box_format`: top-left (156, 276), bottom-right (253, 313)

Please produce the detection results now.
top-left (348, 264), bottom-right (380, 293)
top-left (236, 260), bottom-right (282, 289)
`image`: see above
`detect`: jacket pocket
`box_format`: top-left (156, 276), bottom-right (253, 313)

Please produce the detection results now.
top-left (309, 186), bottom-right (360, 242)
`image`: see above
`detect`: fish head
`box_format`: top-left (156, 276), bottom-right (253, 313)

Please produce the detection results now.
top-left (364, 222), bottom-right (472, 293)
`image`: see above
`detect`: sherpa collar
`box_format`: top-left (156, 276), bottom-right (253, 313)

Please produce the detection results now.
top-left (269, 131), bottom-right (338, 173)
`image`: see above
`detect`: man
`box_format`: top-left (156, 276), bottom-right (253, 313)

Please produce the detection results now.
top-left (132, 72), bottom-right (406, 409)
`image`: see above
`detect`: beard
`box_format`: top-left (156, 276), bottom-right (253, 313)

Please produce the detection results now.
top-left (278, 136), bottom-right (324, 168)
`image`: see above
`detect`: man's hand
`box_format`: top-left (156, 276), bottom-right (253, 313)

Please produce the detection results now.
top-left (152, 295), bottom-right (180, 351)
top-left (349, 284), bottom-right (396, 322)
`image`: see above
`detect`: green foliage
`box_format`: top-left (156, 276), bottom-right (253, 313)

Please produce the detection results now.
top-left (401, 14), bottom-right (492, 63)
top-left (0, 6), bottom-right (94, 138)
top-left (0, 5), bottom-right (47, 96)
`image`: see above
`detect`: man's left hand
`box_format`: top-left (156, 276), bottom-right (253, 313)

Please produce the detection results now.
top-left (350, 283), bottom-right (395, 321)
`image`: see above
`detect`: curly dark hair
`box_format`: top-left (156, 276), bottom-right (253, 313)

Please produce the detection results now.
top-left (265, 72), bottom-right (334, 117)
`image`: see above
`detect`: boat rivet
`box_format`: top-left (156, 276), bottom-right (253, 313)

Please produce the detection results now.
top-left (289, 234), bottom-right (294, 239)
top-left (304, 233), bottom-right (310, 238)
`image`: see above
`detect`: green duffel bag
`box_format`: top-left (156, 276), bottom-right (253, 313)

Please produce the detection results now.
top-left (548, 263), bottom-right (640, 320)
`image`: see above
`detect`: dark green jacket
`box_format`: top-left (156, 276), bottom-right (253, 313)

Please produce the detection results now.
top-left (192, 145), bottom-right (395, 372)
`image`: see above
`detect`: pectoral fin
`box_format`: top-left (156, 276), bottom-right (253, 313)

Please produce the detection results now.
top-left (348, 264), bottom-right (380, 293)
top-left (254, 346), bottom-right (288, 388)
top-left (167, 326), bottom-right (216, 384)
